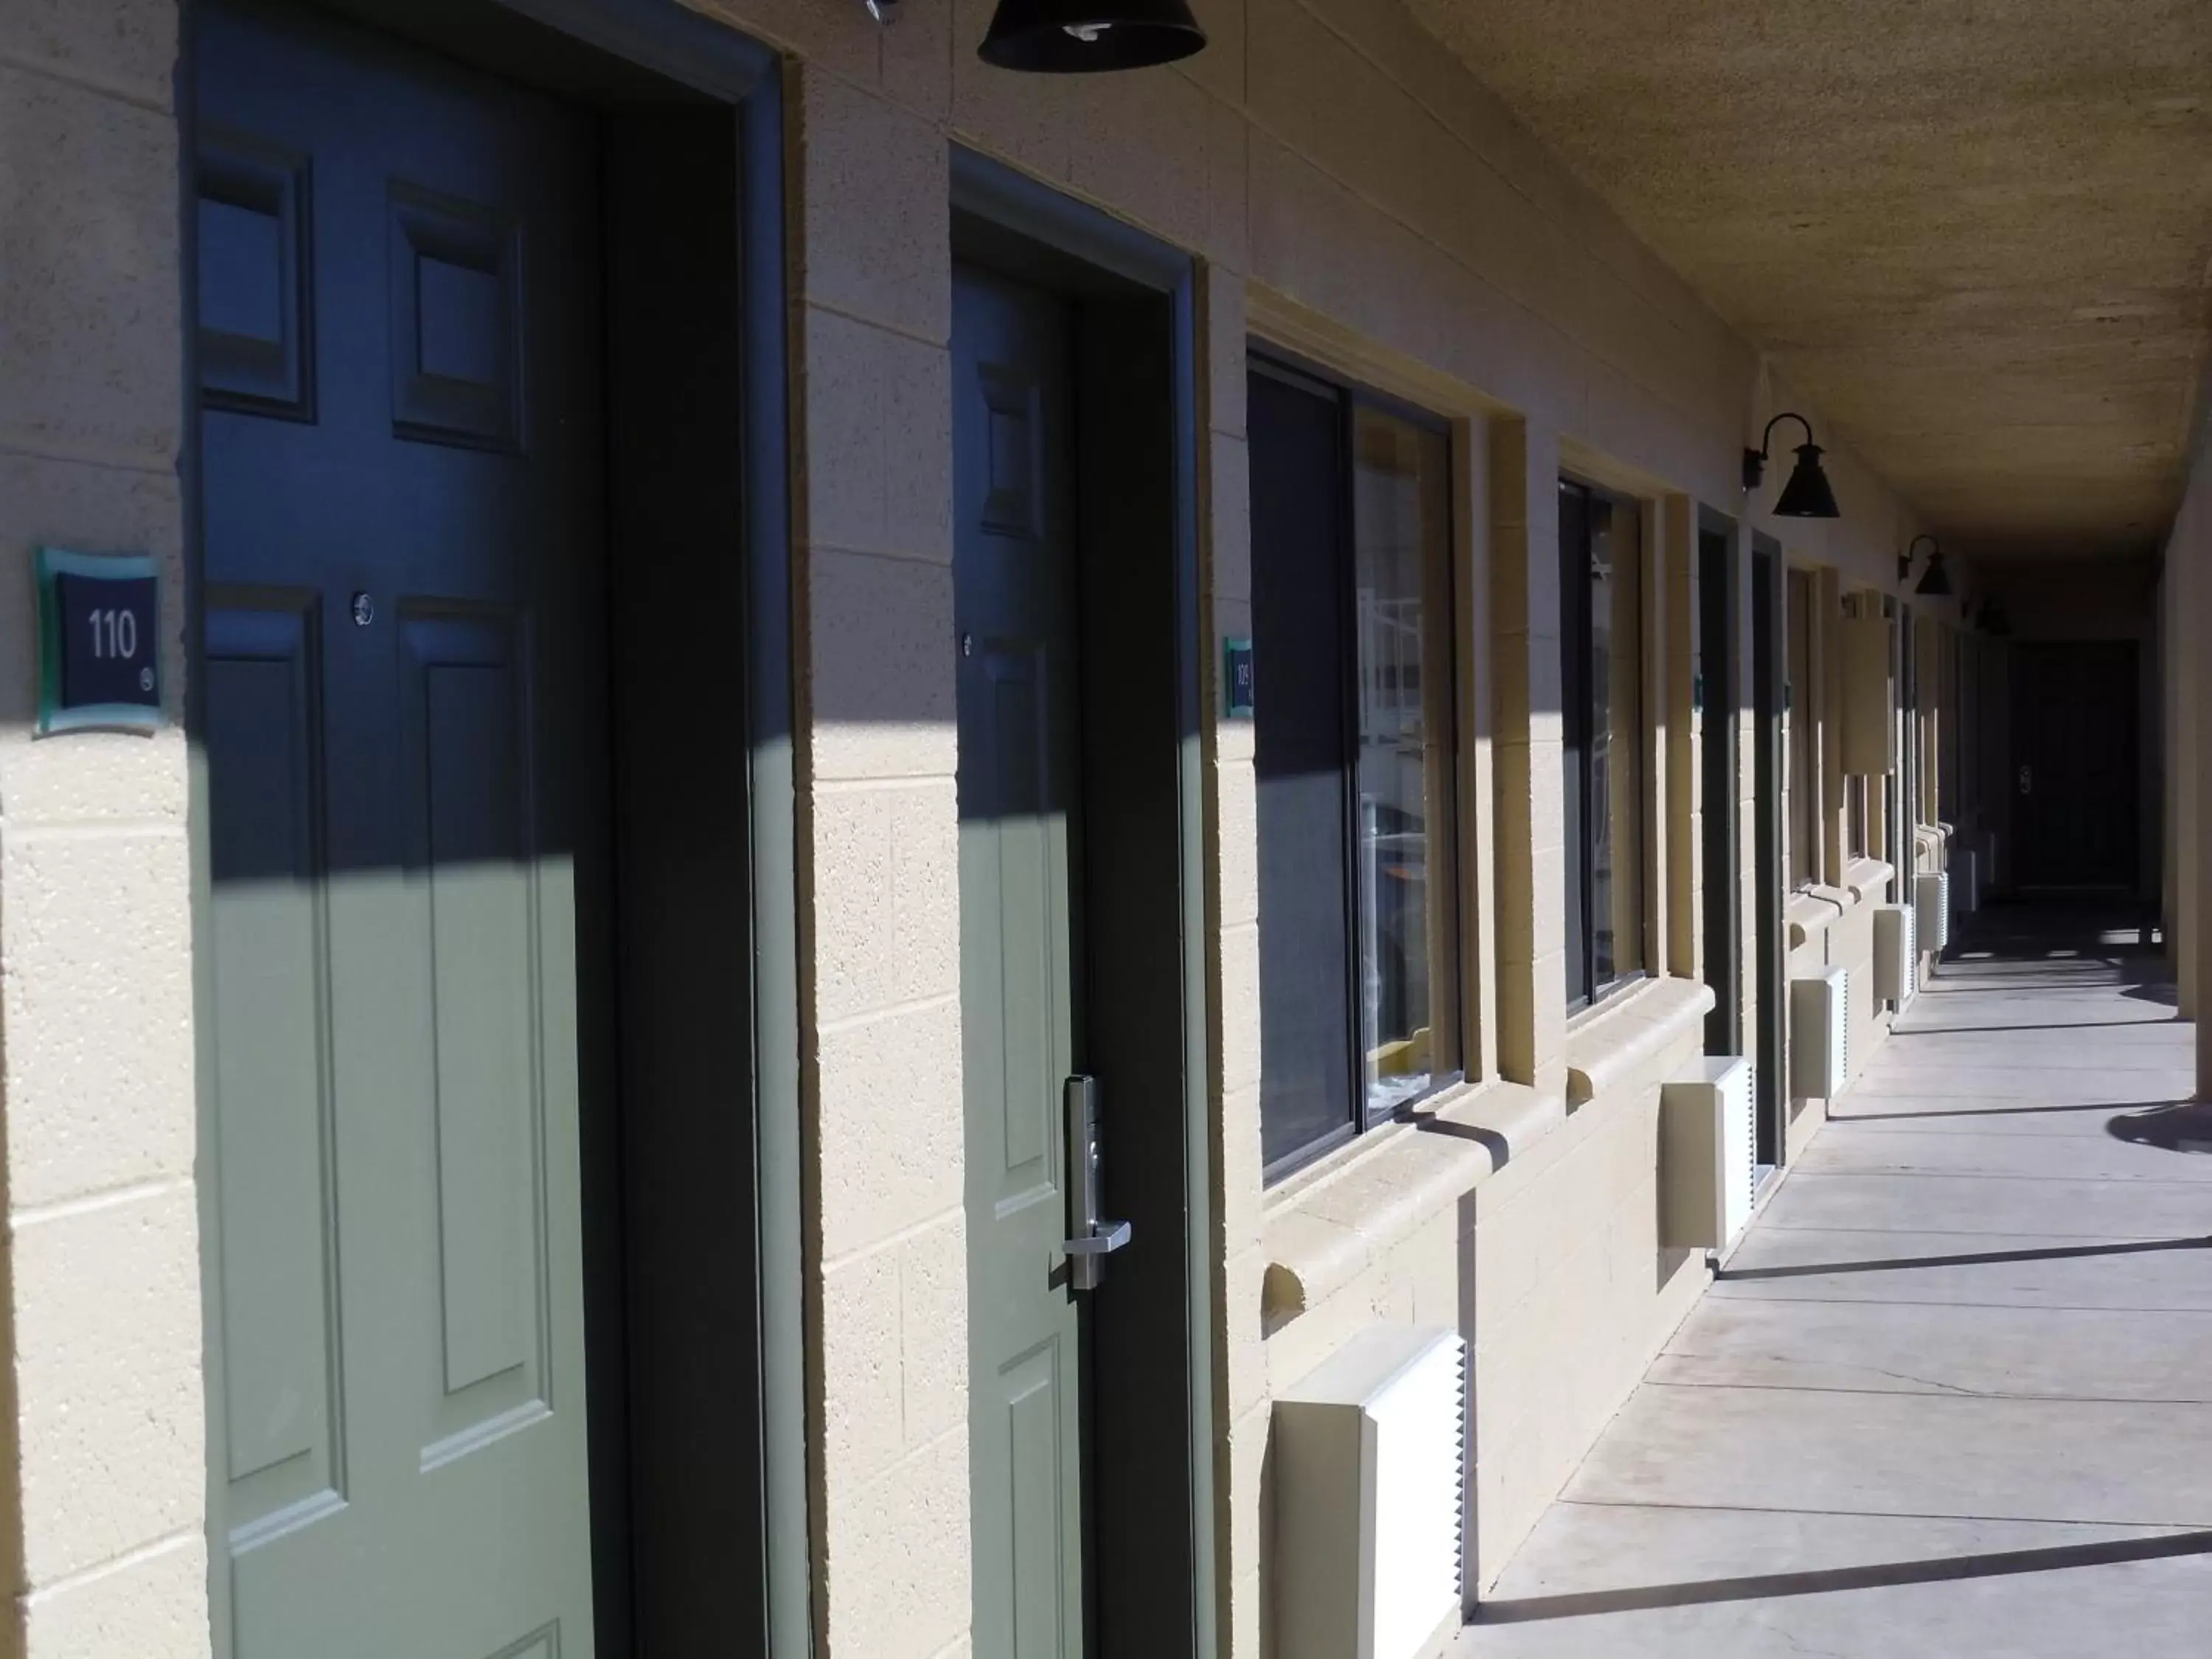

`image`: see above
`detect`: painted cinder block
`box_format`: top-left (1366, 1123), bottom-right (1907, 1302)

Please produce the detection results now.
top-left (898, 1211), bottom-right (970, 1446)
top-left (1210, 430), bottom-right (1253, 604)
top-left (800, 73), bottom-right (950, 341)
top-left (1217, 1082), bottom-right (1267, 1258)
top-left (1222, 1243), bottom-right (1270, 1419)
top-left (1068, 68), bottom-right (1212, 255)
top-left (1206, 271), bottom-right (1251, 439)
top-left (0, 0), bottom-right (179, 109)
top-left (820, 1242), bottom-right (907, 1482)
top-left (1, 829), bottom-right (196, 1210)
top-left (0, 4), bottom-right (1964, 1658)
top-left (0, 66), bottom-right (183, 470)
top-left (822, 1428), bottom-right (974, 1659)
top-left (811, 778), bottom-right (961, 1022)
top-left (803, 311), bottom-right (955, 565)
top-left (19, 1533), bottom-right (209, 1659)
top-left (1217, 918), bottom-right (1264, 1097)
top-left (810, 554), bottom-right (959, 784)
top-left (1215, 759), bottom-right (1261, 931)
top-left (13, 1186), bottom-right (205, 1587)
top-left (814, 998), bottom-right (964, 1261)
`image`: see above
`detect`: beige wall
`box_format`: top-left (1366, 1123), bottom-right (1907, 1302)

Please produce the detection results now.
top-left (754, 0), bottom-right (1948, 1642)
top-left (0, 2), bottom-right (208, 1653)
top-left (0, 0), bottom-right (1972, 1656)
top-left (2164, 375), bottom-right (2212, 1066)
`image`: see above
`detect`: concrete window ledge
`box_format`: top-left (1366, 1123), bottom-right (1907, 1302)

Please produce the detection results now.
top-left (1787, 886), bottom-right (1849, 948)
top-left (1260, 1079), bottom-right (1557, 1321)
top-left (1843, 856), bottom-right (1894, 902)
top-left (1563, 975), bottom-right (1717, 1107)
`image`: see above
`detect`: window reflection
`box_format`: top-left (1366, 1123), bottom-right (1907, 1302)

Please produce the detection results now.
top-left (1352, 408), bottom-right (1456, 1116)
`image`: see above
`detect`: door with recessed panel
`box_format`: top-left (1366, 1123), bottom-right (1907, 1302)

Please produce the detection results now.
top-left (197, 2), bottom-right (604, 1653)
top-left (953, 261), bottom-right (1092, 1659)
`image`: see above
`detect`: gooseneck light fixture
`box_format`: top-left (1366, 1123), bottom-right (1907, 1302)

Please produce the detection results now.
top-left (1905, 533), bottom-right (1953, 597)
top-left (978, 0), bottom-right (1206, 72)
top-left (1742, 412), bottom-right (1841, 519)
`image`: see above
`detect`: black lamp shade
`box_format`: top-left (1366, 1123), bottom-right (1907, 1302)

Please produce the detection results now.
top-left (1772, 441), bottom-right (1840, 518)
top-left (978, 0), bottom-right (1206, 72)
top-left (1914, 551), bottom-right (1954, 597)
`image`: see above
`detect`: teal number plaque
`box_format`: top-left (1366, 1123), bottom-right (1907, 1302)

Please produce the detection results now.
top-left (37, 547), bottom-right (163, 735)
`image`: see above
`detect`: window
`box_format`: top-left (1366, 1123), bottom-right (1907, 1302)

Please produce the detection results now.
top-left (1558, 478), bottom-right (1645, 1006)
top-left (1786, 566), bottom-right (1815, 888)
top-left (1249, 356), bottom-right (1461, 1176)
top-left (1885, 599), bottom-right (1907, 875)
top-left (1896, 605), bottom-right (1917, 866)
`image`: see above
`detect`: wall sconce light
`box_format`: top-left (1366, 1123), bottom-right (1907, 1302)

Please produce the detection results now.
top-left (978, 0), bottom-right (1206, 71)
top-left (1908, 534), bottom-right (1954, 597)
top-left (1742, 413), bottom-right (1840, 518)
top-left (1900, 532), bottom-right (1941, 588)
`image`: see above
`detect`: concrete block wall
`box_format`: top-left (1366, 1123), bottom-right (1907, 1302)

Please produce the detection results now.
top-left (787, 66), bottom-right (974, 1659)
top-left (1461, 1027), bottom-right (1707, 1579)
top-left (0, 1), bottom-right (1975, 1658)
top-left (2164, 366), bottom-right (2211, 1060)
top-left (723, 0), bottom-right (1958, 1640)
top-left (0, 4), bottom-right (208, 1654)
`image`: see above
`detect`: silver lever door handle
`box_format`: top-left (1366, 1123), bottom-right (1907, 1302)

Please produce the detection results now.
top-left (1062, 1075), bottom-right (1132, 1291)
top-left (1062, 1220), bottom-right (1133, 1258)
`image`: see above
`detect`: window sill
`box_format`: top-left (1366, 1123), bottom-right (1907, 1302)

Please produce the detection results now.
top-left (1787, 886), bottom-right (1850, 947)
top-left (1259, 1074), bottom-right (1557, 1322)
top-left (1843, 857), bottom-right (1893, 903)
top-left (1563, 975), bottom-right (1716, 1106)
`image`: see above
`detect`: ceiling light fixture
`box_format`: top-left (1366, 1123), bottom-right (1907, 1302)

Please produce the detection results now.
top-left (1910, 534), bottom-right (1954, 597)
top-left (978, 0), bottom-right (1206, 72)
top-left (1900, 532), bottom-right (1938, 585)
top-left (1742, 411), bottom-right (1840, 519)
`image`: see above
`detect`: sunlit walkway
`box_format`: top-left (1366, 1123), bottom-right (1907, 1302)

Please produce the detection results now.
top-left (1463, 902), bottom-right (2212, 1658)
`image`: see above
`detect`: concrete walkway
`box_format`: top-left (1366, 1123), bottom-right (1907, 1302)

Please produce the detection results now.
top-left (1462, 903), bottom-right (2212, 1658)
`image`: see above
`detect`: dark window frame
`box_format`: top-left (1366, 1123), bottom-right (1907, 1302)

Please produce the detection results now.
top-left (1785, 563), bottom-right (1818, 891)
top-left (1249, 348), bottom-right (1465, 1183)
top-left (1559, 473), bottom-right (1648, 1012)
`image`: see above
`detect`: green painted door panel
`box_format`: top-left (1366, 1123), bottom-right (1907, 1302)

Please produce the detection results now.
top-left (954, 265), bottom-right (1089, 1659)
top-left (198, 2), bottom-right (604, 1654)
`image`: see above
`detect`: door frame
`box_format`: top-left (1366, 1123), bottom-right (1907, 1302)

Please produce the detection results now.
top-left (1749, 533), bottom-right (1786, 1169)
top-left (1697, 507), bottom-right (1741, 1057)
top-left (948, 147), bottom-right (1219, 1659)
top-left (181, 3), bottom-right (808, 1655)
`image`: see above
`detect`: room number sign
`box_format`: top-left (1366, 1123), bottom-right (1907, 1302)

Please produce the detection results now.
top-left (37, 547), bottom-right (163, 734)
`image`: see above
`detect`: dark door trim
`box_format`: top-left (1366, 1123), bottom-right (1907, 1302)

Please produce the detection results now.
top-left (949, 145), bottom-right (1218, 1659)
top-left (1697, 507), bottom-right (1741, 1057)
top-left (1749, 534), bottom-right (1785, 1168)
top-left (181, 4), bottom-right (806, 1657)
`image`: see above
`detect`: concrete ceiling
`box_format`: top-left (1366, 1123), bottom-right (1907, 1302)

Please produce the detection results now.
top-left (1401, 0), bottom-right (2212, 559)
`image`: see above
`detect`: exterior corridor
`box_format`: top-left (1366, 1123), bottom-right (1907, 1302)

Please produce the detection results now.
top-left (1464, 903), bottom-right (2212, 1658)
